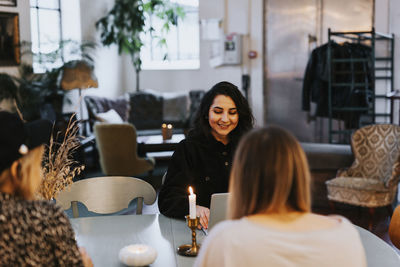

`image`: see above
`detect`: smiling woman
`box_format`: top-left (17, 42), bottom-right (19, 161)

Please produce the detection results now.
top-left (158, 81), bottom-right (254, 229)
top-left (208, 95), bottom-right (239, 144)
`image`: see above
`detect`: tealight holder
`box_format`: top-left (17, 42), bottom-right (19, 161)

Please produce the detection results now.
top-left (177, 215), bottom-right (200, 257)
top-left (162, 123), bottom-right (173, 141)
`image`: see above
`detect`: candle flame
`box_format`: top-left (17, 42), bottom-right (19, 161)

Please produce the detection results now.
top-left (167, 124), bottom-right (172, 129)
top-left (162, 123), bottom-right (167, 128)
top-left (189, 186), bottom-right (193, 195)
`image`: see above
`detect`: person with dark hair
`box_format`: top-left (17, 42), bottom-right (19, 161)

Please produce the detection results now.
top-left (158, 81), bottom-right (254, 228)
top-left (0, 111), bottom-right (93, 267)
top-left (194, 126), bottom-right (366, 267)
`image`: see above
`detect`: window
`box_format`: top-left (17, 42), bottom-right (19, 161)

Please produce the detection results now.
top-left (30, 0), bottom-right (81, 73)
top-left (141, 0), bottom-right (200, 70)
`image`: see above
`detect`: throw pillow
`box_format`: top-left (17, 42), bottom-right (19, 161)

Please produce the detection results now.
top-left (95, 109), bottom-right (124, 123)
top-left (84, 94), bottom-right (130, 121)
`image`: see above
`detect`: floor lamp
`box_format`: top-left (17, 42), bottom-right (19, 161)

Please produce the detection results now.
top-left (59, 60), bottom-right (98, 135)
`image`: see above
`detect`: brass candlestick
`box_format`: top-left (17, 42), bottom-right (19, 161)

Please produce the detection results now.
top-left (177, 216), bottom-right (200, 257)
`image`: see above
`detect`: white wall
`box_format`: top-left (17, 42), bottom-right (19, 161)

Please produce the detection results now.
top-left (84, 0), bottom-right (265, 126)
top-left (0, 1), bottom-right (31, 76)
top-left (79, 0), bottom-right (123, 99)
top-left (61, 0), bottom-right (81, 42)
top-left (386, 0), bottom-right (400, 89)
top-left (7, 1), bottom-right (398, 129)
top-left (5, 0), bottom-right (400, 129)
top-left (374, 0), bottom-right (400, 123)
top-left (129, 0), bottom-right (264, 125)
top-left (248, 0), bottom-right (264, 127)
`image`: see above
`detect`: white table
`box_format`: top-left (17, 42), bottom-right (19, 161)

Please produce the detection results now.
top-left (137, 134), bottom-right (185, 160)
top-left (71, 214), bottom-right (202, 267)
top-left (137, 134), bottom-right (185, 145)
top-left (71, 214), bottom-right (400, 267)
top-left (356, 226), bottom-right (400, 267)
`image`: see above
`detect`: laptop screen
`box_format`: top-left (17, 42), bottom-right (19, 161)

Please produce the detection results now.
top-left (208, 193), bottom-right (229, 231)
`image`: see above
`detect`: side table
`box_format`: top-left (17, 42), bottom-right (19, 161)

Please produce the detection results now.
top-left (137, 134), bottom-right (185, 161)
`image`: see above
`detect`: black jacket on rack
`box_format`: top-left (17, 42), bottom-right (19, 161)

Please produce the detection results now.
top-left (302, 42), bottom-right (373, 128)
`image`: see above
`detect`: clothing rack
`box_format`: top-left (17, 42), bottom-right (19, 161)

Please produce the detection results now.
top-left (327, 28), bottom-right (394, 143)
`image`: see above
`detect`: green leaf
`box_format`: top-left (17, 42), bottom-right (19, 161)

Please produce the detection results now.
top-left (95, 0), bottom-right (187, 73)
top-left (176, 6), bottom-right (185, 19)
top-left (162, 22), bottom-right (170, 32)
top-left (158, 38), bottom-right (167, 47)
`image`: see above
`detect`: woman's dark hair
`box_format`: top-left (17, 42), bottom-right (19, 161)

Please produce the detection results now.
top-left (190, 81), bottom-right (254, 145)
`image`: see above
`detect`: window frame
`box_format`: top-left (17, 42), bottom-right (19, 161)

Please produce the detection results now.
top-left (30, 0), bottom-right (64, 72)
top-left (141, 0), bottom-right (200, 70)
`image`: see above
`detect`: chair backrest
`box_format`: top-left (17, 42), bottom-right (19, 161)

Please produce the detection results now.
top-left (56, 176), bottom-right (156, 217)
top-left (348, 124), bottom-right (400, 185)
top-left (94, 123), bottom-right (153, 176)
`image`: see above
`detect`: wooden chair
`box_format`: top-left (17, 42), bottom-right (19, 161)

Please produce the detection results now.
top-left (94, 123), bottom-right (155, 176)
top-left (56, 176), bottom-right (156, 217)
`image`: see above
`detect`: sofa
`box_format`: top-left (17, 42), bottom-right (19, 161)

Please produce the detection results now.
top-left (84, 89), bottom-right (205, 135)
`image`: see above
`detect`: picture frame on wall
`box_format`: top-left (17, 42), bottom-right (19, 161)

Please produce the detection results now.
top-left (0, 0), bottom-right (16, 7)
top-left (0, 12), bottom-right (20, 66)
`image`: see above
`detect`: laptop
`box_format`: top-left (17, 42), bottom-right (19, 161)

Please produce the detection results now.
top-left (203, 193), bottom-right (229, 235)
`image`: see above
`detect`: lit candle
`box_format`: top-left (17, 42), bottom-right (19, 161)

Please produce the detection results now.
top-left (188, 186), bottom-right (196, 219)
top-left (162, 123), bottom-right (168, 141)
top-left (167, 124), bottom-right (172, 129)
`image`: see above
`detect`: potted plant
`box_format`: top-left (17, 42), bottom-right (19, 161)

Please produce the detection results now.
top-left (13, 40), bottom-right (96, 122)
top-left (38, 114), bottom-right (85, 200)
top-left (96, 0), bottom-right (184, 91)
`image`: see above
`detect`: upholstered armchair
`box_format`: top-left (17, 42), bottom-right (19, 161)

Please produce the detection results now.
top-left (325, 124), bottom-right (400, 223)
top-left (94, 123), bottom-right (155, 177)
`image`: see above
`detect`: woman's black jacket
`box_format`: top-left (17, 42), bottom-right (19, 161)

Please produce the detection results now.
top-left (158, 133), bottom-right (234, 219)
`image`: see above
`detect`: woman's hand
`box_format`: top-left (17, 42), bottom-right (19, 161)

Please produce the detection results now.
top-left (196, 205), bottom-right (210, 229)
top-left (79, 247), bottom-right (94, 267)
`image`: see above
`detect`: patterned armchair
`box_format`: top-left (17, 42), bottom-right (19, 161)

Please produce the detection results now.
top-left (326, 124), bottom-right (400, 211)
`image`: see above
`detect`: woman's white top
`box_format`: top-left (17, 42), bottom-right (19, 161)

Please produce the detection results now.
top-left (194, 216), bottom-right (366, 267)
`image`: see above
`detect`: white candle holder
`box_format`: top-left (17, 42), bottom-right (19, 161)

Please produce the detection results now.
top-left (119, 244), bottom-right (157, 266)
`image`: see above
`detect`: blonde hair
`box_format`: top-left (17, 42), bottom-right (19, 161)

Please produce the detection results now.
top-left (0, 146), bottom-right (44, 199)
top-left (228, 126), bottom-right (311, 219)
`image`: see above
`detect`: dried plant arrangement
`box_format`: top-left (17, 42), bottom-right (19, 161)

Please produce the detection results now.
top-left (37, 114), bottom-right (85, 200)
